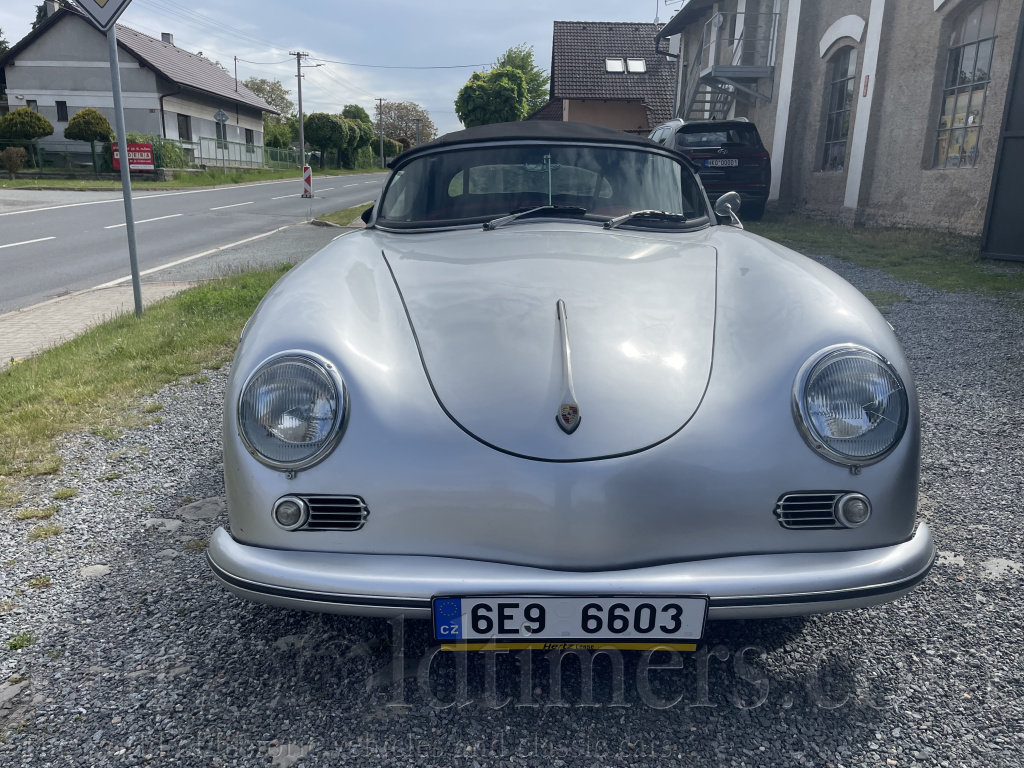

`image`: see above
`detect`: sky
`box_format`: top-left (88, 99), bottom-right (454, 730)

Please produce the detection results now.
top-left (0, 0), bottom-right (677, 135)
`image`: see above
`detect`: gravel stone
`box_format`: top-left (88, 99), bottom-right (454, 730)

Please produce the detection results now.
top-left (78, 565), bottom-right (110, 579)
top-left (1, 249), bottom-right (1023, 766)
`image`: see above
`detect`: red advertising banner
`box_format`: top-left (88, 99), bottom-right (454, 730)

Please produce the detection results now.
top-left (112, 142), bottom-right (155, 171)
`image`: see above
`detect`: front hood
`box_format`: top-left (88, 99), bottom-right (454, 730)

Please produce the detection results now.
top-left (383, 225), bottom-right (717, 461)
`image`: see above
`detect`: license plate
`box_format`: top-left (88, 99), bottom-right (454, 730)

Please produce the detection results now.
top-left (432, 595), bottom-right (707, 646)
top-left (705, 159), bottom-right (739, 167)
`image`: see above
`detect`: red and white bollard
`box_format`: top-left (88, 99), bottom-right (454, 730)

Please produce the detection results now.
top-left (301, 165), bottom-right (313, 198)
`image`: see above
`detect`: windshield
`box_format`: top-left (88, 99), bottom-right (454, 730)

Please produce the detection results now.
top-left (377, 144), bottom-right (708, 229)
top-left (676, 124), bottom-right (761, 149)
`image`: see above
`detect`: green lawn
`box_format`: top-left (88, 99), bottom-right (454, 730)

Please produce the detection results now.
top-left (316, 201), bottom-right (374, 227)
top-left (0, 266), bottom-right (289, 500)
top-left (0, 167), bottom-right (384, 191)
top-left (747, 213), bottom-right (1024, 295)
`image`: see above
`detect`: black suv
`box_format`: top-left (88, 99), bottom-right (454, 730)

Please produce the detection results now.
top-left (649, 118), bottom-right (771, 220)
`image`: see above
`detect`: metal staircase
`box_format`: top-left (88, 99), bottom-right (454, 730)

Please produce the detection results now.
top-left (682, 11), bottom-right (779, 122)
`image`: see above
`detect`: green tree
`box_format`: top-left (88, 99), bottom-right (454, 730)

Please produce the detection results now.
top-left (454, 67), bottom-right (528, 128)
top-left (304, 112), bottom-right (347, 169)
top-left (0, 106), bottom-right (54, 141)
top-left (0, 28), bottom-right (10, 56)
top-left (493, 44), bottom-right (550, 116)
top-left (264, 119), bottom-right (292, 149)
top-left (374, 101), bottom-right (437, 144)
top-left (342, 104), bottom-right (371, 123)
top-left (63, 107), bottom-right (112, 143)
top-left (242, 77), bottom-right (294, 116)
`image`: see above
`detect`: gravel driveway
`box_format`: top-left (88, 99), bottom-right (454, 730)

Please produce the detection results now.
top-left (1, 252), bottom-right (1023, 768)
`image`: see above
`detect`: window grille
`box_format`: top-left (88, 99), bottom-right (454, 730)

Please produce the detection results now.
top-left (821, 47), bottom-right (857, 172)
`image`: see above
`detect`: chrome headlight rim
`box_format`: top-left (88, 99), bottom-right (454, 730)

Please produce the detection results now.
top-left (792, 343), bottom-right (909, 468)
top-left (236, 350), bottom-right (348, 472)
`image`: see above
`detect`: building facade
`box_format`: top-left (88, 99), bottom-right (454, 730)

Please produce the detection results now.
top-left (528, 21), bottom-right (676, 134)
top-left (0, 8), bottom-right (275, 160)
top-left (658, 0), bottom-right (1023, 237)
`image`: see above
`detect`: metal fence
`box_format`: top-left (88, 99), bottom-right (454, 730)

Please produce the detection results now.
top-left (0, 137), bottom-right (304, 172)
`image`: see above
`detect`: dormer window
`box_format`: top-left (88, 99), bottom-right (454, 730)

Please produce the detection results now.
top-left (605, 58), bottom-right (625, 72)
top-left (626, 59), bottom-right (647, 73)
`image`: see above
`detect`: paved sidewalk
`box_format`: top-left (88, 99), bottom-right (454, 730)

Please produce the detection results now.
top-left (0, 282), bottom-right (195, 369)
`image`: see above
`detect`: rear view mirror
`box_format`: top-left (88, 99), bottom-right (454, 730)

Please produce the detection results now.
top-left (360, 205), bottom-right (374, 225)
top-left (714, 192), bottom-right (743, 230)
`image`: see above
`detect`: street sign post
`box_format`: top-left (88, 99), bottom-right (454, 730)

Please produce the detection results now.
top-left (214, 109), bottom-right (230, 176)
top-left (73, 0), bottom-right (142, 317)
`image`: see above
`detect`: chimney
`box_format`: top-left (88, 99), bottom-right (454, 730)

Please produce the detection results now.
top-left (161, 33), bottom-right (174, 45)
top-left (44, 1), bottom-right (58, 16)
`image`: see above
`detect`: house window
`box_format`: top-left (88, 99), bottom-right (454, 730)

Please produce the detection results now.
top-left (245, 128), bottom-right (255, 153)
top-left (933, 0), bottom-right (999, 168)
top-left (56, 101), bottom-right (68, 122)
top-left (215, 121), bottom-right (227, 149)
top-left (26, 100), bottom-right (38, 112)
top-left (626, 58), bottom-right (647, 73)
top-left (177, 114), bottom-right (192, 141)
top-left (605, 58), bottom-right (625, 72)
top-left (821, 47), bottom-right (858, 172)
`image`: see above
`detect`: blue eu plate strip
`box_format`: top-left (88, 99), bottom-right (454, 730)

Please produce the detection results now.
top-left (433, 598), bottom-right (462, 640)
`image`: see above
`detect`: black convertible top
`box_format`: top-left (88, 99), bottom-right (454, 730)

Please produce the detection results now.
top-left (393, 121), bottom-right (691, 167)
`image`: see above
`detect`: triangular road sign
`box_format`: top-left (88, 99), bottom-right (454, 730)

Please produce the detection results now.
top-left (72, 0), bottom-right (135, 32)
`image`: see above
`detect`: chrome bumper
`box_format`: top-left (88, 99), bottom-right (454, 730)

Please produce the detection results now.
top-left (207, 524), bottom-right (934, 620)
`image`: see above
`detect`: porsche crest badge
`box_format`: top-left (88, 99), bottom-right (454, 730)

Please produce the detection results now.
top-left (558, 403), bottom-right (580, 434)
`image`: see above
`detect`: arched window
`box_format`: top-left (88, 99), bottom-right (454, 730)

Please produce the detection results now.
top-left (821, 47), bottom-right (858, 172)
top-left (934, 0), bottom-right (999, 168)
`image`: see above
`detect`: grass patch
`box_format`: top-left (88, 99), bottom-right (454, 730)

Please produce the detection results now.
top-left (15, 506), bottom-right (57, 521)
top-left (100, 473), bottom-right (122, 482)
top-left (141, 403), bottom-right (163, 414)
top-left (27, 576), bottom-right (50, 589)
top-left (0, 601), bottom-right (14, 615)
top-left (747, 214), bottom-right (1024, 295)
top-left (184, 539), bottom-right (208, 552)
top-left (0, 479), bottom-right (21, 510)
top-left (53, 487), bottom-right (78, 500)
top-left (317, 201), bottom-right (373, 227)
top-left (6, 631), bottom-right (37, 651)
top-left (27, 523), bottom-right (63, 541)
top-left (0, 168), bottom-right (384, 191)
top-left (0, 265), bottom-right (288, 480)
top-left (861, 289), bottom-right (907, 314)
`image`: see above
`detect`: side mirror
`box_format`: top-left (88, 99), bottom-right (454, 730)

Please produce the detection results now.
top-left (714, 191), bottom-right (744, 230)
top-left (360, 204), bottom-right (374, 225)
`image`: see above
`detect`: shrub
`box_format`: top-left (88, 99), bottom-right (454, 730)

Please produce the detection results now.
top-left (0, 106), bottom-right (54, 141)
top-left (0, 146), bottom-right (28, 179)
top-left (63, 107), bottom-right (112, 143)
top-left (121, 132), bottom-right (188, 168)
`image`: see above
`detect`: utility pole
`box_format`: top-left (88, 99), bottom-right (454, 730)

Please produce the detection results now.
top-left (233, 55), bottom-right (238, 92)
top-left (377, 97), bottom-right (385, 168)
top-left (413, 117), bottom-right (422, 147)
top-left (291, 51), bottom-right (308, 170)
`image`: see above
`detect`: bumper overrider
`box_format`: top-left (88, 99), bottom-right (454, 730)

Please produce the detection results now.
top-left (207, 524), bottom-right (935, 620)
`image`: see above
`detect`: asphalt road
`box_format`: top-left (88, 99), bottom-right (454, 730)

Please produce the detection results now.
top-left (0, 173), bottom-right (386, 313)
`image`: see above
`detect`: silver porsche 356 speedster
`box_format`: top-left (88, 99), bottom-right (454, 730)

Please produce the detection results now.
top-left (208, 122), bottom-right (934, 646)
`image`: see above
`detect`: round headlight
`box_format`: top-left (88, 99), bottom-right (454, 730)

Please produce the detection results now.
top-left (794, 345), bottom-right (909, 467)
top-left (238, 353), bottom-right (346, 470)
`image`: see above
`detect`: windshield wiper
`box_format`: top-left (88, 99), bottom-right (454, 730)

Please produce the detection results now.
top-left (603, 209), bottom-right (689, 229)
top-left (483, 205), bottom-right (588, 231)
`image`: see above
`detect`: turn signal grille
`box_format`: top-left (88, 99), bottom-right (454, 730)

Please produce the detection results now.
top-left (775, 492), bottom-right (843, 529)
top-left (300, 495), bottom-right (369, 531)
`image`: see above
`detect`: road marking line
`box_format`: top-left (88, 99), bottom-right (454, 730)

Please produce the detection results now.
top-left (0, 236), bottom-right (57, 250)
top-left (343, 184), bottom-right (358, 187)
top-left (92, 225), bottom-right (295, 290)
top-left (317, 187), bottom-right (335, 192)
top-left (271, 193), bottom-right (301, 199)
top-left (103, 213), bottom-right (182, 229)
top-left (210, 201), bottom-right (254, 210)
top-left (0, 173), bottom-right (387, 217)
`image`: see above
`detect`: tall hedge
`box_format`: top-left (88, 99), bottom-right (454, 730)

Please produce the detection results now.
top-left (454, 67), bottom-right (528, 128)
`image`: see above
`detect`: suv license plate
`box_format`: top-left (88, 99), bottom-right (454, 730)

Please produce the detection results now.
top-left (706, 159), bottom-right (739, 167)
top-left (432, 595), bottom-right (708, 645)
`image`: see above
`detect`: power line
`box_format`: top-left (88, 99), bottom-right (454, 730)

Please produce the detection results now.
top-left (307, 57), bottom-right (486, 70)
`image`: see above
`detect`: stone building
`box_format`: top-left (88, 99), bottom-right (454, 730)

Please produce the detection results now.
top-left (656, 0), bottom-right (1023, 246)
